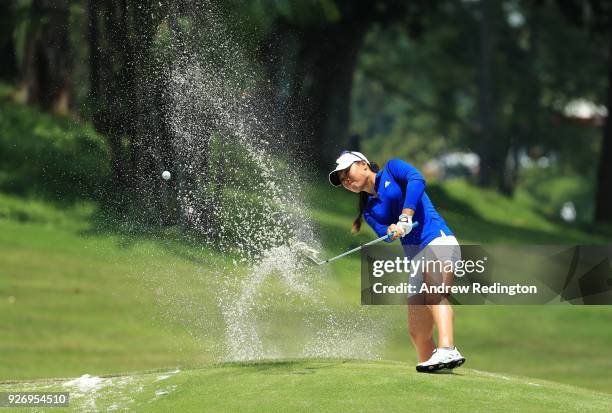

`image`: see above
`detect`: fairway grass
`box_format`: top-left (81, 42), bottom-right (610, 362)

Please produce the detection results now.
top-left (2, 188), bottom-right (612, 394)
top-left (1, 359), bottom-right (611, 412)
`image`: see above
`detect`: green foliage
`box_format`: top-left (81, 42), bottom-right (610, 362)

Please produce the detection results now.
top-left (245, 0), bottom-right (342, 26)
top-left (361, 116), bottom-right (448, 167)
top-left (0, 85), bottom-right (111, 201)
top-left (352, 1), bottom-right (606, 199)
top-left (352, 12), bottom-right (479, 161)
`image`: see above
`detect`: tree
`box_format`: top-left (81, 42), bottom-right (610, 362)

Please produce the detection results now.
top-left (556, 0), bottom-right (612, 222)
top-left (476, 0), bottom-right (498, 187)
top-left (258, 0), bottom-right (419, 167)
top-left (595, 24), bottom-right (612, 222)
top-left (87, 0), bottom-right (171, 211)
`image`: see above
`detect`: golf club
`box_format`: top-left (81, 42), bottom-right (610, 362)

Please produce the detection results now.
top-left (302, 222), bottom-right (420, 266)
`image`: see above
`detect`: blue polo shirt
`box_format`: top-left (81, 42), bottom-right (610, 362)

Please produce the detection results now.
top-left (363, 159), bottom-right (453, 248)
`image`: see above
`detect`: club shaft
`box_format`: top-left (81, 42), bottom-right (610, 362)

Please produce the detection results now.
top-left (322, 234), bottom-right (390, 264)
top-left (319, 221), bottom-right (419, 265)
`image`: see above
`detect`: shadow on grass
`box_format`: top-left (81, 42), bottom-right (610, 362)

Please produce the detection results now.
top-left (3, 175), bottom-right (610, 272)
top-left (82, 205), bottom-right (236, 266)
top-left (204, 358), bottom-right (353, 372)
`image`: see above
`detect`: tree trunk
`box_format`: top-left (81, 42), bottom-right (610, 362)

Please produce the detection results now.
top-left (476, 0), bottom-right (498, 187)
top-left (260, 2), bottom-right (418, 168)
top-left (500, 5), bottom-right (541, 196)
top-left (277, 20), bottom-right (369, 168)
top-left (595, 32), bottom-right (612, 222)
top-left (15, 0), bottom-right (72, 115)
top-left (500, 143), bottom-right (518, 197)
top-left (88, 0), bottom-right (129, 194)
top-left (0, 0), bottom-right (18, 81)
top-left (88, 0), bottom-right (168, 205)
top-left (309, 22), bottom-right (369, 167)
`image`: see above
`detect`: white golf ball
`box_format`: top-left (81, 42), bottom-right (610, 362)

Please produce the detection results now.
top-left (162, 170), bottom-right (171, 180)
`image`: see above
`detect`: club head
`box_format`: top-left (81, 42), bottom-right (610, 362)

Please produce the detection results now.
top-left (306, 255), bottom-right (325, 265)
top-left (291, 241), bottom-right (326, 265)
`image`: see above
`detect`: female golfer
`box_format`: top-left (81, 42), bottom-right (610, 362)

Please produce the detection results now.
top-left (328, 150), bottom-right (465, 372)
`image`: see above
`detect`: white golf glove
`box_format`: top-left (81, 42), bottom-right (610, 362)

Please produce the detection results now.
top-left (396, 214), bottom-right (413, 237)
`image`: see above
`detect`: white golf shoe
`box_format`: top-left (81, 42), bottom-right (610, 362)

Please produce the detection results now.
top-left (416, 347), bottom-right (466, 373)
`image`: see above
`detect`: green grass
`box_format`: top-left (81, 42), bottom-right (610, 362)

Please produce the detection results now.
top-left (2, 182), bottom-right (612, 395)
top-left (0, 216), bottom-right (212, 380)
top-left (2, 91), bottom-right (612, 409)
top-left (1, 360), bottom-right (611, 412)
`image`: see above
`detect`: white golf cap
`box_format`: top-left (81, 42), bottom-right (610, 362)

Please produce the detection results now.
top-left (328, 151), bottom-right (370, 186)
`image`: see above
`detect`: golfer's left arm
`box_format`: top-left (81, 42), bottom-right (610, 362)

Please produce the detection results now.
top-left (364, 210), bottom-right (396, 243)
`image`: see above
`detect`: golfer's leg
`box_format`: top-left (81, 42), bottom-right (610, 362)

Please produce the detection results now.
top-left (424, 268), bottom-right (455, 349)
top-left (428, 300), bottom-right (454, 349)
top-left (407, 304), bottom-right (436, 363)
top-left (423, 236), bottom-right (460, 350)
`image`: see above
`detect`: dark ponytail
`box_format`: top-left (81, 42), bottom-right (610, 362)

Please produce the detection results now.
top-left (352, 161), bottom-right (380, 234)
